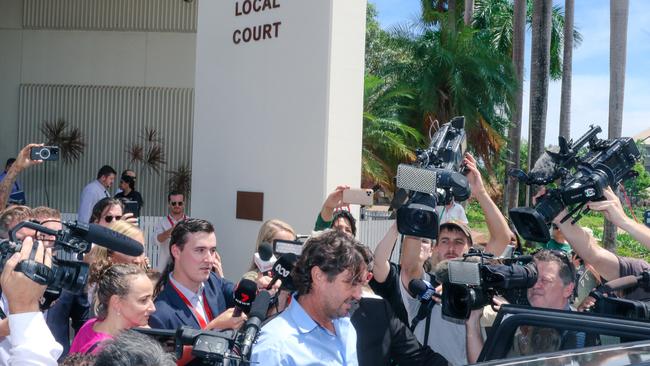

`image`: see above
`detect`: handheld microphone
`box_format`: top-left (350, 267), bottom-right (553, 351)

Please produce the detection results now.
top-left (233, 278), bottom-right (258, 317)
top-left (239, 290), bottom-right (271, 359)
top-left (66, 221), bottom-right (144, 256)
top-left (266, 253), bottom-right (297, 291)
top-left (408, 279), bottom-right (439, 302)
top-left (254, 242), bottom-right (277, 273)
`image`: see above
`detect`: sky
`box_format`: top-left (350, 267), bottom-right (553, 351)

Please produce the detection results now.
top-left (370, 0), bottom-right (650, 145)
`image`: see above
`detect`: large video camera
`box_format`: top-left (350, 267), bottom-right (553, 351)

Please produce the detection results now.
top-left (0, 220), bottom-right (143, 309)
top-left (509, 125), bottom-right (641, 243)
top-left (395, 116), bottom-right (471, 239)
top-left (438, 250), bottom-right (537, 320)
top-left (589, 272), bottom-right (650, 321)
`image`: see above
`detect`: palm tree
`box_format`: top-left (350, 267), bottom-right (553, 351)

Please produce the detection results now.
top-left (464, 0), bottom-right (475, 26)
top-left (558, 0), bottom-right (575, 141)
top-left (505, 0), bottom-right (527, 211)
top-left (387, 24), bottom-right (516, 171)
top-left (527, 0), bottom-right (553, 205)
top-left (472, 0), bottom-right (582, 81)
top-left (603, 0), bottom-right (630, 251)
top-left (362, 74), bottom-right (425, 191)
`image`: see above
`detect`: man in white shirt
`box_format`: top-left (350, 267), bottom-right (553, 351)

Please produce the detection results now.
top-left (155, 191), bottom-right (187, 271)
top-left (77, 165), bottom-right (116, 223)
top-left (436, 197), bottom-right (468, 224)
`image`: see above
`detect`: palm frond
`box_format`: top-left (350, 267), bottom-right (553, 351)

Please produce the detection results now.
top-left (145, 144), bottom-right (166, 174)
top-left (167, 164), bottom-right (192, 197)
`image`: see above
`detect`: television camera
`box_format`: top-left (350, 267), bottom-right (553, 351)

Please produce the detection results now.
top-left (509, 125), bottom-right (641, 243)
top-left (395, 116), bottom-right (471, 239)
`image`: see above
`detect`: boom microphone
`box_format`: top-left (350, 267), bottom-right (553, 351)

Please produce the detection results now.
top-left (67, 221), bottom-right (144, 256)
top-left (266, 253), bottom-right (297, 291)
top-left (254, 242), bottom-right (277, 273)
top-left (240, 290), bottom-right (271, 359)
top-left (233, 278), bottom-right (258, 317)
top-left (601, 275), bottom-right (643, 293)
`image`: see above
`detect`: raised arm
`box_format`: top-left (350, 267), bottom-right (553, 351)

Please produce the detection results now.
top-left (372, 222), bottom-right (399, 283)
top-left (588, 186), bottom-right (650, 250)
top-left (464, 153), bottom-right (512, 255)
top-left (0, 144), bottom-right (42, 209)
top-left (554, 209), bottom-right (620, 281)
top-left (318, 185), bottom-right (350, 223)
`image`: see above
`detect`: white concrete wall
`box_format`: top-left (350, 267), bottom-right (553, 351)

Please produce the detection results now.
top-left (192, 0), bottom-right (366, 279)
top-left (0, 0), bottom-right (196, 163)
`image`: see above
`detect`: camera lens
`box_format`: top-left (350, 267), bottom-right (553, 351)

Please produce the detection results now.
top-left (410, 210), bottom-right (434, 230)
top-left (40, 148), bottom-right (50, 159)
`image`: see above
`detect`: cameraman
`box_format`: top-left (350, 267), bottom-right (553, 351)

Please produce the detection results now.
top-left (555, 186), bottom-right (650, 300)
top-left (0, 236), bottom-right (62, 365)
top-left (371, 153), bottom-right (513, 366)
top-left (465, 250), bottom-right (578, 363)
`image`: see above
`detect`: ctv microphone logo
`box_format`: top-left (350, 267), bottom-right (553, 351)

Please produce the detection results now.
top-left (241, 293), bottom-right (250, 303)
top-left (275, 263), bottom-right (291, 278)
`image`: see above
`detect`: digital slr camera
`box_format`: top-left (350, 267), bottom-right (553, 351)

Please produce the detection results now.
top-left (509, 125), bottom-right (641, 243)
top-left (394, 116), bottom-right (471, 239)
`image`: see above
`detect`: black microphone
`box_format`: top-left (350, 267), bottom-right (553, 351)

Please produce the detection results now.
top-left (66, 221), bottom-right (144, 256)
top-left (233, 278), bottom-right (258, 317)
top-left (266, 253), bottom-right (297, 291)
top-left (408, 279), bottom-right (438, 302)
top-left (254, 242), bottom-right (276, 273)
top-left (240, 290), bottom-right (271, 359)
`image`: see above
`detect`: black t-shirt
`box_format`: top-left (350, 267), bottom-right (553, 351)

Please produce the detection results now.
top-left (369, 262), bottom-right (436, 327)
top-left (618, 255), bottom-right (650, 301)
top-left (115, 190), bottom-right (144, 216)
top-left (370, 263), bottom-right (410, 326)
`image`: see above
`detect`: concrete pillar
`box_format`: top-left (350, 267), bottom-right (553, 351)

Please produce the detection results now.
top-left (191, 0), bottom-right (366, 279)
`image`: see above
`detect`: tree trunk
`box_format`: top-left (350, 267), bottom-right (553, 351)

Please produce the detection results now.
top-left (505, 0), bottom-right (527, 211)
top-left (448, 0), bottom-right (458, 33)
top-left (464, 0), bottom-right (474, 26)
top-left (526, 0), bottom-right (553, 205)
top-left (604, 0), bottom-right (630, 251)
top-left (559, 0), bottom-right (574, 139)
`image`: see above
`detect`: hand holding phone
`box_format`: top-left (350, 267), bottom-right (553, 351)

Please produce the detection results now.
top-left (342, 188), bottom-right (373, 206)
top-left (30, 146), bottom-right (59, 161)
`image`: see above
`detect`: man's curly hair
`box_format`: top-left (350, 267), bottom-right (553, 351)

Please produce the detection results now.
top-left (292, 229), bottom-right (373, 296)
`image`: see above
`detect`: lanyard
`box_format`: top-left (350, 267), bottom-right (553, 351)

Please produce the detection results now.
top-left (169, 281), bottom-right (214, 329)
top-left (167, 215), bottom-right (186, 227)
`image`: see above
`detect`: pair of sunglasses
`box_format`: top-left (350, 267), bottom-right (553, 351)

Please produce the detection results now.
top-left (103, 215), bottom-right (122, 223)
top-left (170, 201), bottom-right (184, 207)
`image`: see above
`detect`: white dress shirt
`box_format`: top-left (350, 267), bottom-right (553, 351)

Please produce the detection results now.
top-left (7, 312), bottom-right (62, 366)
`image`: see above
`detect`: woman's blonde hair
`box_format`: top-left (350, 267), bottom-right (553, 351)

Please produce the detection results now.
top-left (249, 219), bottom-right (295, 271)
top-left (88, 221), bottom-right (145, 285)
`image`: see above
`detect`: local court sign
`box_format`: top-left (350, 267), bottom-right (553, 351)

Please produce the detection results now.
top-left (232, 0), bottom-right (282, 44)
top-left (191, 0), bottom-right (366, 278)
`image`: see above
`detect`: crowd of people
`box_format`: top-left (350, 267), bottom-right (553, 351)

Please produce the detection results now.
top-left (0, 142), bottom-right (649, 366)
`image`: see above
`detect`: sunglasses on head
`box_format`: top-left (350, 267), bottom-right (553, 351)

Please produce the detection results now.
top-left (103, 215), bottom-right (122, 223)
top-left (170, 201), bottom-right (184, 206)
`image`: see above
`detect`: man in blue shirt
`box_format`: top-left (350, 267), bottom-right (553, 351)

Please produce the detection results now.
top-left (251, 229), bottom-right (373, 366)
top-left (77, 165), bottom-right (116, 223)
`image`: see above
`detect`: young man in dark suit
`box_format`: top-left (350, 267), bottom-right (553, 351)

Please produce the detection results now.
top-left (149, 218), bottom-right (245, 331)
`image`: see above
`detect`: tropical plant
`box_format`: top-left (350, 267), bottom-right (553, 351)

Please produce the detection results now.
top-left (167, 163), bottom-right (192, 197)
top-left (125, 127), bottom-right (166, 174)
top-left (386, 24), bottom-right (516, 170)
top-left (40, 119), bottom-right (86, 164)
top-left (472, 0), bottom-right (583, 81)
top-left (362, 74), bottom-right (424, 191)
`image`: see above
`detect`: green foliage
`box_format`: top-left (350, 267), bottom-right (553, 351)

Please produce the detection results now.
top-left (472, 0), bottom-right (583, 80)
top-left (623, 161), bottom-right (650, 200)
top-left (363, 74), bottom-right (425, 191)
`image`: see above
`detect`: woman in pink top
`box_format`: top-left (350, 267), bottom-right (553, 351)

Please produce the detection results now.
top-left (70, 264), bottom-right (156, 354)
